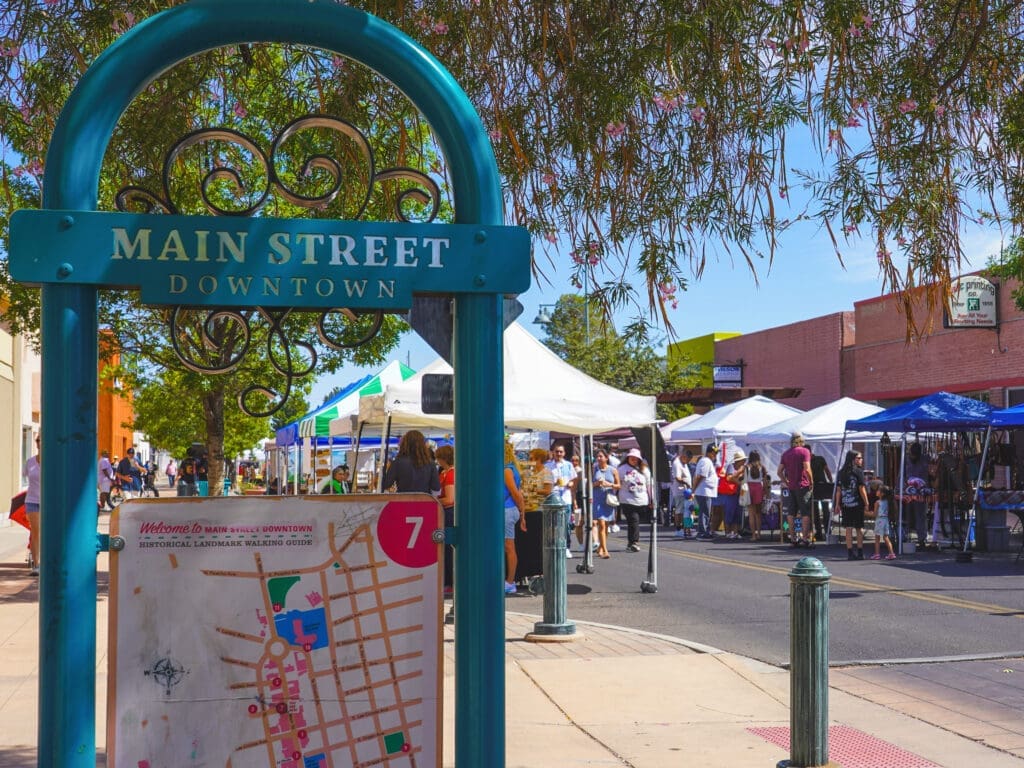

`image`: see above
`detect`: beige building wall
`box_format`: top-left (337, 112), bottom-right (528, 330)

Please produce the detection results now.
top-left (0, 327), bottom-right (15, 516)
top-left (0, 317), bottom-right (41, 528)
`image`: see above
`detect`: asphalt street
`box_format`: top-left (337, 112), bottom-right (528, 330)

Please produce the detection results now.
top-left (544, 524), bottom-right (1024, 666)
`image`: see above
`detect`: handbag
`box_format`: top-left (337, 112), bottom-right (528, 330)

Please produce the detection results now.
top-left (738, 483), bottom-right (751, 507)
top-left (717, 467), bottom-right (738, 495)
top-left (605, 492), bottom-right (620, 507)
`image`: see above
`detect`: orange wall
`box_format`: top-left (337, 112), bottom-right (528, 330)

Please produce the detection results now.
top-left (97, 330), bottom-right (134, 457)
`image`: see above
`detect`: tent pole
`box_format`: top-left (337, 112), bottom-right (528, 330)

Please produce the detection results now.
top-left (353, 420), bottom-right (365, 491)
top-left (898, 438), bottom-right (906, 555)
top-left (834, 431), bottom-right (848, 544)
top-left (581, 434), bottom-right (594, 572)
top-left (642, 424), bottom-right (658, 593)
top-left (966, 426), bottom-right (992, 553)
top-left (379, 414), bottom-right (393, 492)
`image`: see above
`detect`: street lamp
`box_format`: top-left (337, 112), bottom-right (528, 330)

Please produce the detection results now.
top-left (532, 304), bottom-right (555, 325)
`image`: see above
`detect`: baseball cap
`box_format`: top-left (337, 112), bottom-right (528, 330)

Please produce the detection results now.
top-left (705, 444), bottom-right (718, 454)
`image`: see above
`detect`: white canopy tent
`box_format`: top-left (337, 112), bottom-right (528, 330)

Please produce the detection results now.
top-left (618, 413), bottom-right (700, 451)
top-left (668, 395), bottom-right (804, 463)
top-left (745, 397), bottom-right (887, 472)
top-left (330, 322), bottom-right (658, 436)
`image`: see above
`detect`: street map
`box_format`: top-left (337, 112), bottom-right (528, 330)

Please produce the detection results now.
top-left (108, 495), bottom-right (442, 768)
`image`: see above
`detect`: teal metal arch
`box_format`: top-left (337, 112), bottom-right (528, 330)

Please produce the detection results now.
top-left (39, 2), bottom-right (506, 766)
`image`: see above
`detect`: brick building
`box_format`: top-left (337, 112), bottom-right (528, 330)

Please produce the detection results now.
top-left (670, 273), bottom-right (1024, 410)
top-left (713, 312), bottom-right (854, 410)
top-left (98, 329), bottom-right (136, 458)
top-left (847, 279), bottom-right (1024, 407)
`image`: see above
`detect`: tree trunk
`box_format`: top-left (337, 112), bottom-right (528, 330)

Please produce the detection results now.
top-left (203, 388), bottom-right (226, 497)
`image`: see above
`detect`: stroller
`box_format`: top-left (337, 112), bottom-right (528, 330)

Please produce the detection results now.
top-left (8, 490), bottom-right (32, 569)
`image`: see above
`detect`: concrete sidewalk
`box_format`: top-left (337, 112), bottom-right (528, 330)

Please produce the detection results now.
top-left (0, 519), bottom-right (1021, 767)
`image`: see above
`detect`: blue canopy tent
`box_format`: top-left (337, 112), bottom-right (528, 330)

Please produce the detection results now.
top-left (971, 404), bottom-right (1024, 560)
top-left (845, 391), bottom-right (994, 554)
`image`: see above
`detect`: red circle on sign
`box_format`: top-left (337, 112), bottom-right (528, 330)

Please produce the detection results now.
top-left (276, 702), bottom-right (287, 714)
top-left (376, 500), bottom-right (440, 569)
top-left (247, 704), bottom-right (258, 714)
top-left (272, 677), bottom-right (281, 688)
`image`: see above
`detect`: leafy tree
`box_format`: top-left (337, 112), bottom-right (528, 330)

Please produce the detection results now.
top-left (129, 368), bottom-right (275, 462)
top-left (987, 237), bottom-right (1024, 312)
top-left (539, 295), bottom-right (697, 422)
top-left (2, 0), bottom-right (1023, 426)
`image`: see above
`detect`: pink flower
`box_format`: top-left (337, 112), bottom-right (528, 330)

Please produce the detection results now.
top-left (798, 38), bottom-right (809, 53)
top-left (0, 43), bottom-right (20, 57)
top-left (44, 0), bottom-right (59, 5)
top-left (863, 12), bottom-right (874, 29)
top-left (765, 39), bottom-right (778, 53)
top-left (542, 172), bottom-right (556, 185)
top-left (849, 24), bottom-right (862, 38)
top-left (654, 95), bottom-right (681, 111)
top-left (332, 55), bottom-right (346, 70)
top-left (545, 233), bottom-right (558, 244)
top-left (935, 104), bottom-right (946, 118)
top-left (605, 121), bottom-right (626, 138)
top-left (897, 235), bottom-right (908, 246)
top-left (845, 114), bottom-right (861, 128)
top-left (588, 241), bottom-right (599, 252)
top-left (778, 187), bottom-right (787, 199)
top-left (898, 99), bottom-right (917, 114)
top-left (488, 129), bottom-right (502, 141)
top-left (233, 102), bottom-right (247, 118)
top-left (784, 38), bottom-right (794, 51)
top-left (876, 248), bottom-right (890, 264)
top-left (690, 106), bottom-right (705, 122)
top-left (432, 21), bottom-right (449, 34)
top-left (828, 129), bottom-right (842, 145)
top-left (843, 224), bottom-right (858, 234)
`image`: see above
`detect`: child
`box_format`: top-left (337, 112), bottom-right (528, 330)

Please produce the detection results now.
top-left (870, 485), bottom-right (897, 560)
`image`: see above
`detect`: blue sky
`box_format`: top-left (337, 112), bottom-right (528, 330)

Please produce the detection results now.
top-left (308, 214), bottom-right (1007, 407)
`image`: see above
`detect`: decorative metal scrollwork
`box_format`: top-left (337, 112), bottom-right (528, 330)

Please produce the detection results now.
top-left (116, 114), bottom-right (441, 417)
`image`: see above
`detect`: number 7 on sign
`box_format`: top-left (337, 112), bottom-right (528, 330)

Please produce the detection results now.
top-left (377, 500), bottom-right (440, 569)
top-left (405, 516), bottom-right (424, 548)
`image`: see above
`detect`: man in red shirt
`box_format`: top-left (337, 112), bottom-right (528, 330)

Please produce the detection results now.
top-left (778, 431), bottom-right (813, 547)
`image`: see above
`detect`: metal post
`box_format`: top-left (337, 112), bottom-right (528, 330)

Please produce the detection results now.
top-left (779, 556), bottom-right (831, 768)
top-left (39, 284), bottom-right (99, 768)
top-left (525, 499), bottom-right (577, 640)
top-left (453, 293), bottom-right (505, 765)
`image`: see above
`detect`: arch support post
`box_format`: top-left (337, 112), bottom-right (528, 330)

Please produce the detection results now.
top-left (39, 284), bottom-right (99, 768)
top-left (452, 293), bottom-right (505, 766)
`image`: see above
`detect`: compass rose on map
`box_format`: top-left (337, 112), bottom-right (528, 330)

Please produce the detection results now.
top-left (144, 656), bottom-right (188, 696)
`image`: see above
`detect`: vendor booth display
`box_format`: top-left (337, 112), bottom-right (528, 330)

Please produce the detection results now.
top-left (271, 360), bottom-right (416, 492)
top-left (846, 391), bottom-right (993, 554)
top-left (971, 403), bottom-right (1024, 560)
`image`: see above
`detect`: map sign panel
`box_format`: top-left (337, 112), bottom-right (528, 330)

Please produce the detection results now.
top-left (108, 495), bottom-right (442, 768)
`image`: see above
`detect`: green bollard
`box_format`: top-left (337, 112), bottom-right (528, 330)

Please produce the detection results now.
top-left (779, 556), bottom-right (831, 768)
top-left (525, 498), bottom-right (577, 641)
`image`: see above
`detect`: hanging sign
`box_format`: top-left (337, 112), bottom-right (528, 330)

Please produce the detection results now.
top-left (108, 495), bottom-right (442, 767)
top-left (8, 209), bottom-right (530, 309)
top-left (945, 275), bottom-right (998, 328)
top-left (713, 364), bottom-right (743, 389)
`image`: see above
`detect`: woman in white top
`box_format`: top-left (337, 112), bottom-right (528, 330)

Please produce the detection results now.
top-left (23, 435), bottom-right (41, 576)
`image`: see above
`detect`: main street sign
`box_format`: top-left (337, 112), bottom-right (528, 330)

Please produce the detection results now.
top-left (9, 209), bottom-right (530, 309)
